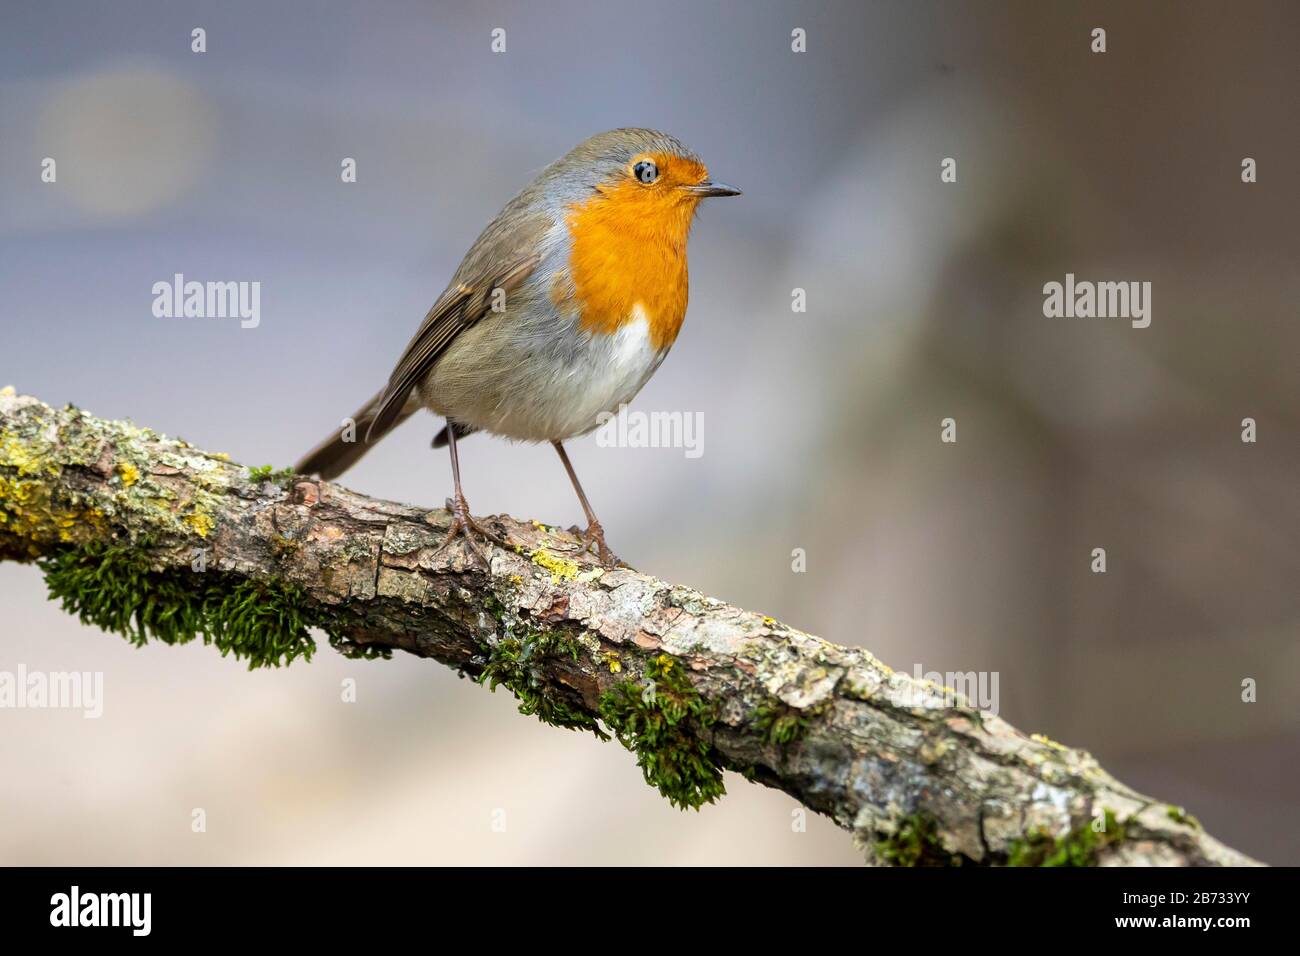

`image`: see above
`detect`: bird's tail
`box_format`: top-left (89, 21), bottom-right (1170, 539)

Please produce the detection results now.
top-left (430, 421), bottom-right (476, 448)
top-left (295, 390), bottom-right (415, 481)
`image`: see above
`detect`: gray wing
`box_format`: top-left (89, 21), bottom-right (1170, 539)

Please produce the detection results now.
top-left (366, 203), bottom-right (550, 441)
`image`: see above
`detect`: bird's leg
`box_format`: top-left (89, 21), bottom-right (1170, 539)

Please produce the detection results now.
top-left (553, 441), bottom-right (618, 568)
top-left (437, 423), bottom-right (509, 567)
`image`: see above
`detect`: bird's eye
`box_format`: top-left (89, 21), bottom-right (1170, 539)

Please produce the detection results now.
top-left (633, 160), bottom-right (659, 184)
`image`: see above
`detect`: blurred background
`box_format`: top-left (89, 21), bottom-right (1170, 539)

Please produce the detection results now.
top-left (1, 0), bottom-right (1296, 865)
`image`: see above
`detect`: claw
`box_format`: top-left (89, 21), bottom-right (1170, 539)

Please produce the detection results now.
top-left (579, 518), bottom-right (619, 569)
top-left (436, 494), bottom-right (509, 568)
top-left (555, 519), bottom-right (621, 568)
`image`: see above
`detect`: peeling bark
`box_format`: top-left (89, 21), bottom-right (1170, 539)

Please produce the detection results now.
top-left (0, 390), bottom-right (1261, 866)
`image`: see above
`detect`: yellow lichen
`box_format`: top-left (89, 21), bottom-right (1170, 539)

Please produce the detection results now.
top-left (183, 511), bottom-right (215, 537)
top-left (0, 474), bottom-right (53, 539)
top-left (0, 464), bottom-right (107, 545)
top-left (118, 462), bottom-right (140, 487)
top-left (191, 469), bottom-right (226, 490)
top-left (1031, 732), bottom-right (1068, 751)
top-left (0, 432), bottom-right (59, 477)
top-left (531, 548), bottom-right (579, 582)
top-left (604, 652), bottom-right (622, 674)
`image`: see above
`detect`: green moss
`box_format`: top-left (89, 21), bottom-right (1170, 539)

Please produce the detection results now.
top-left (247, 464), bottom-right (296, 486)
top-left (270, 533), bottom-right (301, 558)
top-left (478, 625), bottom-right (605, 736)
top-left (1166, 805), bottom-right (1201, 829)
top-left (1005, 808), bottom-right (1127, 867)
top-left (599, 653), bottom-right (725, 810)
top-left (753, 699), bottom-right (811, 747)
top-left (327, 633), bottom-right (392, 660)
top-left (482, 593), bottom-right (507, 623)
top-left (875, 813), bottom-right (964, 867)
top-left (39, 542), bottom-right (319, 669)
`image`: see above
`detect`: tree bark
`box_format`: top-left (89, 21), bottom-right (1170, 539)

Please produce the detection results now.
top-left (0, 389), bottom-right (1261, 865)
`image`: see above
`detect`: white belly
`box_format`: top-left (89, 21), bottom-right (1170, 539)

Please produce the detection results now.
top-left (419, 308), bottom-right (669, 442)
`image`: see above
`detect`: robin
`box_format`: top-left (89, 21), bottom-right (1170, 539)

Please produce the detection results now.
top-left (295, 128), bottom-right (740, 567)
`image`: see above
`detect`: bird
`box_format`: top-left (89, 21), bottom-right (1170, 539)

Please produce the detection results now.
top-left (295, 128), bottom-right (740, 567)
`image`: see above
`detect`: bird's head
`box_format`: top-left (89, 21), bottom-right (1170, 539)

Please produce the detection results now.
top-left (557, 128), bottom-right (740, 230)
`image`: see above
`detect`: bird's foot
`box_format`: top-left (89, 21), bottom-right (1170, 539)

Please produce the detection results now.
top-left (437, 493), bottom-right (510, 568)
top-left (576, 518), bottom-right (620, 569)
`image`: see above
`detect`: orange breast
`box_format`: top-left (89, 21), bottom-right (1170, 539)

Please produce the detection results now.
top-left (560, 172), bottom-right (701, 351)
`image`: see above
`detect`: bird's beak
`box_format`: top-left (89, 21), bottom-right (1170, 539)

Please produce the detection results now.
top-left (687, 180), bottom-right (742, 198)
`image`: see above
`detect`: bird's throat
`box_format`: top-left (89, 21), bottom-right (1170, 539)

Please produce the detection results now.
top-left (563, 183), bottom-right (694, 350)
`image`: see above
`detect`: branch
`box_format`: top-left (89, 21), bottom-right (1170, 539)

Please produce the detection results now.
top-left (0, 389), bottom-right (1260, 866)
